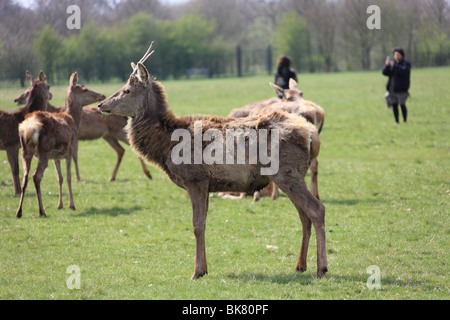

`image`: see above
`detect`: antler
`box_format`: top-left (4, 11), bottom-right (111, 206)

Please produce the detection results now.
top-left (139, 41), bottom-right (155, 65)
top-left (131, 41), bottom-right (155, 73)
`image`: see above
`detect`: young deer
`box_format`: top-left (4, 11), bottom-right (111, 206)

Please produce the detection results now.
top-left (0, 71), bottom-right (51, 195)
top-left (98, 43), bottom-right (328, 279)
top-left (14, 82), bottom-right (152, 182)
top-left (16, 73), bottom-right (105, 218)
top-left (229, 79), bottom-right (324, 201)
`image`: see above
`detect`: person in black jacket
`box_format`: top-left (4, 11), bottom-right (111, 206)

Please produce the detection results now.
top-left (274, 55), bottom-right (298, 96)
top-left (382, 48), bottom-right (411, 124)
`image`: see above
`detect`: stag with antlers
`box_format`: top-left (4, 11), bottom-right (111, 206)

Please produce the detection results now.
top-left (98, 43), bottom-right (328, 279)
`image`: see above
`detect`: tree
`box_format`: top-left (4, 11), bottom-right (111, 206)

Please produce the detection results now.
top-left (273, 10), bottom-right (311, 72)
top-left (34, 26), bottom-right (60, 84)
top-left (0, 0), bottom-right (38, 86)
top-left (339, 0), bottom-right (382, 70)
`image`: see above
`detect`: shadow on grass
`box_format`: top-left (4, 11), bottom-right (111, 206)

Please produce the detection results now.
top-left (74, 205), bottom-right (143, 217)
top-left (225, 271), bottom-right (316, 285)
top-left (225, 271), bottom-right (418, 288)
top-left (321, 198), bottom-right (387, 206)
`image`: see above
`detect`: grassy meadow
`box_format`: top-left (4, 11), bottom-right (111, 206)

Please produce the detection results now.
top-left (0, 67), bottom-right (448, 300)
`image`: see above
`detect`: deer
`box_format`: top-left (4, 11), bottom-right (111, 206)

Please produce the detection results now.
top-left (98, 43), bottom-right (328, 279)
top-left (0, 71), bottom-right (52, 195)
top-left (16, 73), bottom-right (106, 218)
top-left (14, 81), bottom-right (152, 182)
top-left (228, 79), bottom-right (324, 202)
top-left (227, 81), bottom-right (303, 119)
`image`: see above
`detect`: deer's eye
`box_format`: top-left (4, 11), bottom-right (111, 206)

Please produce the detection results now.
top-left (124, 88), bottom-right (131, 94)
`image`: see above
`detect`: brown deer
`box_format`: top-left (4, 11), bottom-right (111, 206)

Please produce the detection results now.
top-left (14, 83), bottom-right (152, 182)
top-left (228, 79), bottom-right (324, 201)
top-left (0, 71), bottom-right (51, 195)
top-left (16, 73), bottom-right (105, 218)
top-left (98, 43), bottom-right (327, 279)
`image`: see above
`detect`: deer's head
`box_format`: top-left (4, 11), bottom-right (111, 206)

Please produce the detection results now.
top-left (67, 72), bottom-right (106, 106)
top-left (14, 70), bottom-right (53, 105)
top-left (98, 42), bottom-right (155, 118)
top-left (270, 79), bottom-right (303, 102)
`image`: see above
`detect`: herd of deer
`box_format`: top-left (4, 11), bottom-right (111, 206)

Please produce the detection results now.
top-left (1, 42), bottom-right (327, 279)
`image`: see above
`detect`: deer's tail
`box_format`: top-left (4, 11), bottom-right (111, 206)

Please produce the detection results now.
top-left (19, 117), bottom-right (43, 146)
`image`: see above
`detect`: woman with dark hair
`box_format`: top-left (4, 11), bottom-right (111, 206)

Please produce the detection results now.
top-left (383, 48), bottom-right (411, 124)
top-left (274, 55), bottom-right (298, 95)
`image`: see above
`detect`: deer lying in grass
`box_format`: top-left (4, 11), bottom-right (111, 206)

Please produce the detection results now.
top-left (14, 80), bottom-right (152, 182)
top-left (228, 79), bottom-right (324, 201)
top-left (98, 43), bottom-right (328, 279)
top-left (16, 73), bottom-right (105, 218)
top-left (0, 71), bottom-right (51, 195)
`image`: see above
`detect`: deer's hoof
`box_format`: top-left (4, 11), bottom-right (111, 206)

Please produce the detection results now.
top-left (191, 270), bottom-right (208, 280)
top-left (316, 266), bottom-right (328, 278)
top-left (296, 266), bottom-right (307, 273)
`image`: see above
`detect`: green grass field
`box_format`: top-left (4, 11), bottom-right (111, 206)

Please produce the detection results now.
top-left (0, 68), bottom-right (448, 300)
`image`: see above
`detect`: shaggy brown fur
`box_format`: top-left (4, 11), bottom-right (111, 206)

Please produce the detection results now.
top-left (0, 71), bottom-right (51, 195)
top-left (98, 46), bottom-right (327, 279)
top-left (16, 73), bottom-right (105, 218)
top-left (228, 79), bottom-right (325, 201)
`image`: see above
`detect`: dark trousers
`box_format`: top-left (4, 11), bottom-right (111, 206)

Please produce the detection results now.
top-left (393, 103), bottom-right (407, 123)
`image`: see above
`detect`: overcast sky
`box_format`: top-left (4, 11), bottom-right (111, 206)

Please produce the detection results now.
top-left (15, 0), bottom-right (189, 9)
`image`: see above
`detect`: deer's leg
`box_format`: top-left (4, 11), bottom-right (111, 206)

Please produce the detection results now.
top-left (271, 183), bottom-right (279, 200)
top-left (72, 142), bottom-right (81, 182)
top-left (296, 212), bottom-right (312, 272)
top-left (53, 160), bottom-right (64, 209)
top-left (103, 136), bottom-right (124, 182)
top-left (33, 154), bottom-right (50, 217)
top-left (6, 146), bottom-right (21, 196)
top-left (139, 158), bottom-right (152, 180)
top-left (273, 176), bottom-right (327, 278)
top-left (16, 144), bottom-right (33, 219)
top-left (65, 157), bottom-right (76, 210)
top-left (187, 185), bottom-right (209, 279)
top-left (310, 158), bottom-right (319, 200)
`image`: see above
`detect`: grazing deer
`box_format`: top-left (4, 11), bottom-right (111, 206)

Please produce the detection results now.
top-left (98, 43), bottom-right (327, 279)
top-left (16, 73), bottom-right (105, 218)
top-left (0, 71), bottom-right (51, 195)
top-left (14, 83), bottom-right (152, 182)
top-left (228, 79), bottom-right (324, 201)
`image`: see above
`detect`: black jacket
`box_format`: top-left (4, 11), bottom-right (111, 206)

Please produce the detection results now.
top-left (382, 59), bottom-right (411, 93)
top-left (275, 68), bottom-right (297, 90)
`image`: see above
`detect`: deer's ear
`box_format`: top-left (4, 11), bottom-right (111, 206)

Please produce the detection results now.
top-left (289, 78), bottom-right (298, 89)
top-left (131, 62), bottom-right (136, 70)
top-left (26, 70), bottom-right (33, 85)
top-left (38, 70), bottom-right (46, 83)
top-left (70, 72), bottom-right (78, 87)
top-left (270, 82), bottom-right (284, 97)
top-left (136, 63), bottom-right (149, 84)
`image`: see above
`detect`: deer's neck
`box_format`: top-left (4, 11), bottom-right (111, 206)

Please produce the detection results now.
top-left (127, 81), bottom-right (188, 173)
top-left (23, 90), bottom-right (47, 115)
top-left (65, 95), bottom-right (83, 128)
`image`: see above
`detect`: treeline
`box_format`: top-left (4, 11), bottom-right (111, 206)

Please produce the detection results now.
top-left (1, 0), bottom-right (449, 86)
